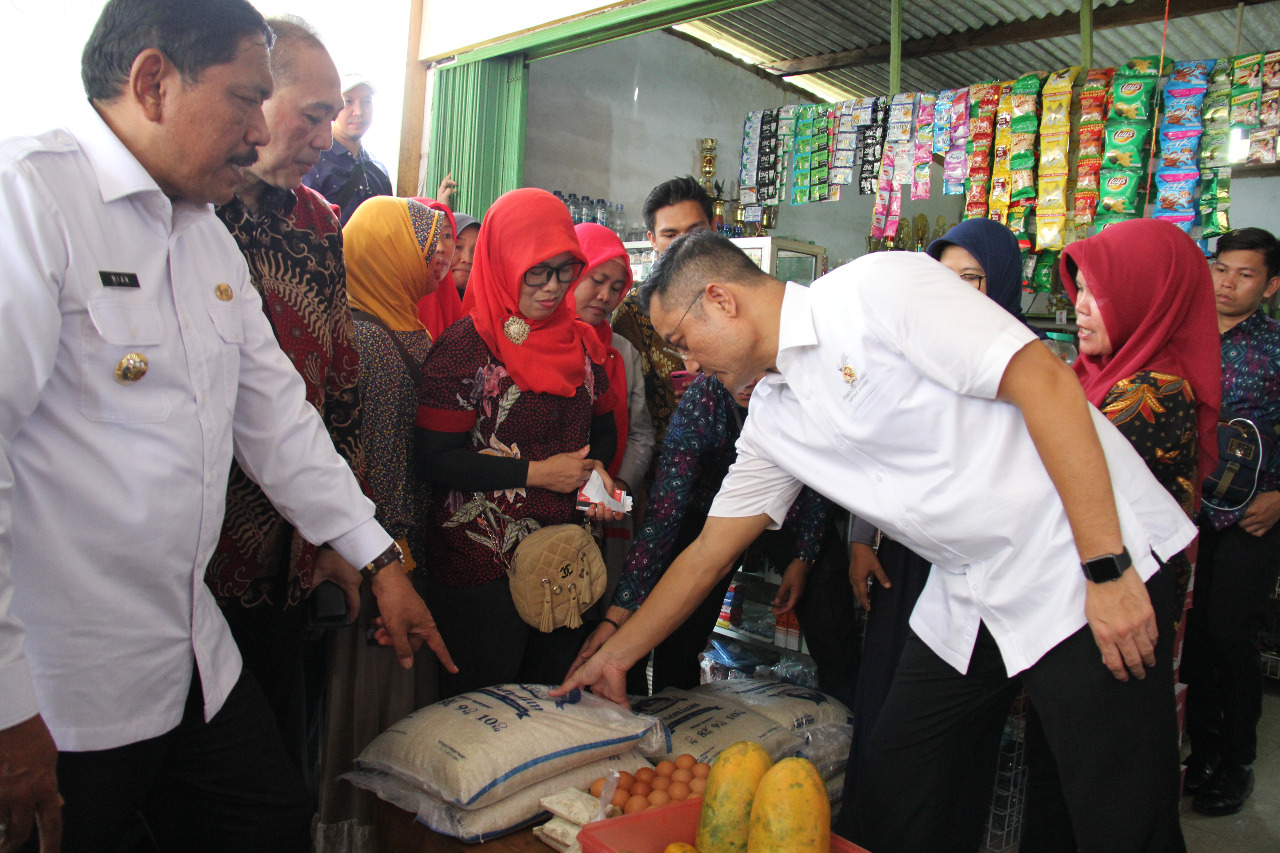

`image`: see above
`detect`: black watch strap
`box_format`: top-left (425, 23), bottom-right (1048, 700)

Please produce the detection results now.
top-left (1081, 547), bottom-right (1132, 583)
top-left (361, 542), bottom-right (403, 581)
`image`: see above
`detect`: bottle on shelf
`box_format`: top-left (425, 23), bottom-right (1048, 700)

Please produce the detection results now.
top-left (553, 189), bottom-right (566, 206)
top-left (579, 196), bottom-right (593, 225)
top-left (614, 203), bottom-right (625, 236)
top-left (1043, 331), bottom-right (1078, 365)
top-left (595, 198), bottom-right (610, 230)
top-left (566, 193), bottom-right (581, 225)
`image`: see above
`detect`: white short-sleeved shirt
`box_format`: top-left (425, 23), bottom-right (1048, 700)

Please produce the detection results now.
top-left (709, 252), bottom-right (1196, 675)
top-left (0, 106), bottom-right (389, 749)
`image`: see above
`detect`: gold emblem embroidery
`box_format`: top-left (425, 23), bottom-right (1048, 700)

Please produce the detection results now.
top-left (503, 315), bottom-right (531, 344)
top-left (214, 283), bottom-right (234, 301)
top-left (115, 352), bottom-right (149, 383)
top-left (840, 364), bottom-right (857, 385)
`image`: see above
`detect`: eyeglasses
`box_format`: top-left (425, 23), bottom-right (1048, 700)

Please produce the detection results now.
top-left (523, 259), bottom-right (585, 288)
top-left (959, 273), bottom-right (985, 286)
top-left (665, 288), bottom-right (705, 354)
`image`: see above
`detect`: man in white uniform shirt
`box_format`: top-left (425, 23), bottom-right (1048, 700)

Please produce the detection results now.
top-left (0, 1), bottom-right (453, 850)
top-left (557, 232), bottom-right (1194, 852)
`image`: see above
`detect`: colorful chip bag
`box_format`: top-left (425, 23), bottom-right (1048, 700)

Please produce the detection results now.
top-left (1103, 122), bottom-right (1152, 169)
top-left (1110, 76), bottom-right (1157, 122)
top-left (1154, 169), bottom-right (1198, 214)
top-left (1099, 168), bottom-right (1143, 217)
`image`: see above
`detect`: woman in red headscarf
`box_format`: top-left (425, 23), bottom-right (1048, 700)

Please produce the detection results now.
top-left (573, 223), bottom-right (655, 621)
top-left (1019, 217), bottom-right (1221, 853)
top-left (413, 196), bottom-right (465, 339)
top-left (414, 188), bottom-right (620, 697)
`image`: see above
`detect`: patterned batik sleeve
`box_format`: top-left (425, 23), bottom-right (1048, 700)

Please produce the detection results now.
top-left (612, 377), bottom-right (723, 610)
top-left (355, 325), bottom-right (417, 542)
top-left (784, 487), bottom-right (836, 564)
top-left (323, 249), bottom-right (366, 488)
top-left (1100, 371), bottom-right (1199, 519)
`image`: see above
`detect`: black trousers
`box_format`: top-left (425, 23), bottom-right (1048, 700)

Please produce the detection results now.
top-left (425, 575), bottom-right (585, 699)
top-left (20, 669), bottom-right (310, 853)
top-left (852, 567), bottom-right (1185, 853)
top-left (1184, 517), bottom-right (1280, 765)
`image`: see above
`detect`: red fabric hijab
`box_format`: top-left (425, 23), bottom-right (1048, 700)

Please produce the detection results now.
top-left (1060, 217), bottom-right (1221, 495)
top-left (462, 188), bottom-right (606, 396)
top-left (574, 223), bottom-right (634, 476)
top-left (414, 197), bottom-right (465, 339)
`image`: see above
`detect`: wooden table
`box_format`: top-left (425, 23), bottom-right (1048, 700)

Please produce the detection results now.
top-left (372, 798), bottom-right (550, 852)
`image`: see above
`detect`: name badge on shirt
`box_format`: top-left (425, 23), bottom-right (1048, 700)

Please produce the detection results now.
top-left (99, 271), bottom-right (140, 288)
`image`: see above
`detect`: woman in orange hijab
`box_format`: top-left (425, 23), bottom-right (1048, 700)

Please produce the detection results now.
top-left (415, 188), bottom-right (620, 697)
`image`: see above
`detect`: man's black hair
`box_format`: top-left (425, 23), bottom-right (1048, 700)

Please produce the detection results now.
top-left (1215, 227), bottom-right (1280, 281)
top-left (638, 229), bottom-right (766, 317)
top-left (82, 0), bottom-right (274, 102)
top-left (642, 176), bottom-right (714, 233)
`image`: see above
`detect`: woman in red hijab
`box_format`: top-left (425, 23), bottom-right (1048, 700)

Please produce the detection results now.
top-left (414, 196), bottom-right (464, 338)
top-left (1020, 218), bottom-right (1221, 853)
top-left (414, 188), bottom-right (620, 697)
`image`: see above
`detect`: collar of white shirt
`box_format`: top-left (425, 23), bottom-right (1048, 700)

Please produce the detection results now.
top-left (764, 281), bottom-right (817, 399)
top-left (69, 101), bottom-right (167, 205)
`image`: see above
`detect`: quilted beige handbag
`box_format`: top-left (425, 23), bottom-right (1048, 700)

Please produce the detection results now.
top-left (508, 523), bottom-right (607, 632)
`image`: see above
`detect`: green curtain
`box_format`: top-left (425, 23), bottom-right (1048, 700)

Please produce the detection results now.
top-left (425, 54), bottom-right (528, 218)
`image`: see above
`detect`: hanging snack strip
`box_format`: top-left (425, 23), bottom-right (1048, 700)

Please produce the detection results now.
top-left (1098, 59), bottom-right (1161, 229)
top-left (1200, 59), bottom-right (1233, 238)
top-left (965, 83), bottom-right (1001, 219)
top-left (859, 98), bottom-right (888, 196)
top-left (1034, 67), bottom-right (1078, 251)
top-left (911, 92), bottom-right (936, 200)
top-left (1248, 50), bottom-right (1280, 164)
top-left (943, 88), bottom-right (971, 196)
top-left (1075, 68), bottom-right (1115, 225)
top-left (1154, 59), bottom-right (1208, 234)
top-left (987, 81), bottom-right (1017, 223)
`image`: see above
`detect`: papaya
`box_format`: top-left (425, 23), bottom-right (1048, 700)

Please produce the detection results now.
top-left (695, 741), bottom-right (773, 853)
top-left (746, 757), bottom-right (830, 853)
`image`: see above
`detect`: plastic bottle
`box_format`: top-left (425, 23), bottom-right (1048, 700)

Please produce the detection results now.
top-left (1044, 331), bottom-right (1078, 365)
top-left (566, 193), bottom-right (581, 225)
top-left (614, 203), bottom-right (625, 236)
top-left (595, 198), bottom-right (610, 230)
top-left (553, 189), bottom-right (566, 206)
top-left (579, 196), bottom-right (593, 225)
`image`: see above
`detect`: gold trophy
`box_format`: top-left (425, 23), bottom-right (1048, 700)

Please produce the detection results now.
top-left (699, 139), bottom-right (717, 194)
top-left (913, 214), bottom-right (930, 251)
top-left (935, 215), bottom-right (949, 243)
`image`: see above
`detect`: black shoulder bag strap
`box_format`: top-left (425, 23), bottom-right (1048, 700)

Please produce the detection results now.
top-left (351, 309), bottom-right (424, 388)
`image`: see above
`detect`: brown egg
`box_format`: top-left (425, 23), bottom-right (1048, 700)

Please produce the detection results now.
top-left (631, 781), bottom-right (652, 798)
top-left (646, 789), bottom-right (671, 807)
top-left (610, 787), bottom-right (630, 808)
top-left (634, 766), bottom-right (657, 785)
top-left (623, 794), bottom-right (649, 814)
top-left (667, 780), bottom-right (692, 801)
top-left (692, 762), bottom-right (711, 779)
top-left (589, 778), bottom-right (606, 798)
top-left (674, 753), bottom-right (696, 770)
top-left (655, 760), bottom-right (677, 777)
top-left (616, 771), bottom-right (635, 791)
top-left (689, 777), bottom-right (707, 795)
top-left (671, 767), bottom-right (693, 783)
top-left (650, 775), bottom-right (671, 791)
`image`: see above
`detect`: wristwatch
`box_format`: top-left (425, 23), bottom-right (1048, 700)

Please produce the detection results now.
top-left (1081, 548), bottom-right (1131, 583)
top-left (361, 542), bottom-right (404, 582)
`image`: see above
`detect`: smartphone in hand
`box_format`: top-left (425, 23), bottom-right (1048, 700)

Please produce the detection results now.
top-left (670, 370), bottom-right (694, 393)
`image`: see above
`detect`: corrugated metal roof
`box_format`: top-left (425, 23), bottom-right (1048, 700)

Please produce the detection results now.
top-left (680, 0), bottom-right (1280, 99)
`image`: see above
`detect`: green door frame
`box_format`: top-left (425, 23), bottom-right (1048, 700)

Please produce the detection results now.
top-left (421, 0), bottom-right (766, 216)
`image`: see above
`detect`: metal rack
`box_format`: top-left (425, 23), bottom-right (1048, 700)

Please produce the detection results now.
top-left (985, 691), bottom-right (1030, 851)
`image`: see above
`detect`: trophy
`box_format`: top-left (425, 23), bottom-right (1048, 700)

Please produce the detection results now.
top-left (913, 214), bottom-right (930, 251)
top-left (699, 139), bottom-right (717, 194)
top-left (935, 215), bottom-right (949, 242)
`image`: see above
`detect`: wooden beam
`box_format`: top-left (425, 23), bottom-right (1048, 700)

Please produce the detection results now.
top-left (1081, 0), bottom-right (1093, 70)
top-left (397, 0), bottom-right (428, 196)
top-left (763, 0), bottom-right (1269, 77)
top-left (889, 0), bottom-right (902, 95)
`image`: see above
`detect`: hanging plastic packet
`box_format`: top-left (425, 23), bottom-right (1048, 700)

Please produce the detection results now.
top-left (951, 88), bottom-right (971, 139)
top-left (1036, 215), bottom-right (1066, 253)
top-left (1031, 250), bottom-right (1059, 291)
top-left (1216, 168), bottom-right (1231, 204)
top-left (1202, 89), bottom-right (1231, 126)
top-left (1075, 160), bottom-right (1102, 191)
top-left (911, 162), bottom-right (932, 200)
top-left (1123, 55), bottom-right (1173, 77)
top-left (1154, 168), bottom-right (1199, 214)
top-left (1102, 122), bottom-right (1152, 169)
top-left (1078, 124), bottom-right (1106, 158)
top-left (934, 89), bottom-right (956, 154)
top-left (1044, 66), bottom-right (1080, 97)
top-left (1246, 128), bottom-right (1277, 165)
top-left (1261, 90), bottom-right (1279, 127)
top-left (1234, 53), bottom-right (1264, 89)
top-left (1163, 92), bottom-right (1206, 131)
top-left (1159, 133), bottom-right (1201, 168)
top-left (1038, 173), bottom-right (1068, 215)
top-left (1109, 75), bottom-right (1158, 122)
top-left (943, 147), bottom-right (967, 183)
top-left (1201, 129), bottom-right (1229, 167)
top-left (1209, 58), bottom-right (1233, 91)
top-left (1168, 59), bottom-right (1211, 91)
top-left (1074, 189), bottom-right (1100, 225)
top-left (1231, 89), bottom-right (1262, 129)
top-left (1099, 168), bottom-right (1143, 217)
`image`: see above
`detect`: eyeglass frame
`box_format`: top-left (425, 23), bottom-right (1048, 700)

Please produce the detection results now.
top-left (523, 258), bottom-right (586, 288)
top-left (958, 272), bottom-right (985, 287)
top-left (663, 288), bottom-right (705, 356)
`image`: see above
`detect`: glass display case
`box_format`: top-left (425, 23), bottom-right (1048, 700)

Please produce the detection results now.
top-left (624, 236), bottom-right (827, 285)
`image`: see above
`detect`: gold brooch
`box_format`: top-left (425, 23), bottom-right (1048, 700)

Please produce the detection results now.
top-left (840, 364), bottom-right (857, 385)
top-left (503, 315), bottom-right (530, 345)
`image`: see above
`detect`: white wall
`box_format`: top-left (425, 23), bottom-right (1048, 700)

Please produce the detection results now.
top-left (1228, 174), bottom-right (1280, 236)
top-left (523, 30), bottom-right (963, 264)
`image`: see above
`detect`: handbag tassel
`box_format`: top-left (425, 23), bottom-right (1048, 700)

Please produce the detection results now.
top-left (565, 583), bottom-right (583, 630)
top-left (539, 578), bottom-right (554, 633)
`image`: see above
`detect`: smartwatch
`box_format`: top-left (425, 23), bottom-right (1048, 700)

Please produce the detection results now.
top-left (361, 542), bottom-right (404, 582)
top-left (1081, 548), bottom-right (1131, 583)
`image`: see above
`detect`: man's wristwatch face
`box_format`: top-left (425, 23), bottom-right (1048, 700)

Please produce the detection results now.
top-left (1082, 549), bottom-right (1131, 583)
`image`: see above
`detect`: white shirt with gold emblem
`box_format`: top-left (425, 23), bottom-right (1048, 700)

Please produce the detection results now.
top-left (709, 254), bottom-right (1196, 676)
top-left (0, 106), bottom-right (389, 750)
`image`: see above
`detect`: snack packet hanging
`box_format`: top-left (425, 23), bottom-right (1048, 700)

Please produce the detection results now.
top-left (1078, 124), bottom-right (1106, 158)
top-left (1159, 133), bottom-right (1201, 169)
top-left (1246, 128), bottom-right (1276, 165)
top-left (1202, 90), bottom-right (1231, 126)
top-left (1031, 251), bottom-right (1058, 292)
top-left (1099, 168), bottom-right (1143, 217)
top-left (1044, 66), bottom-right (1080, 96)
top-left (1162, 92), bottom-right (1206, 131)
top-left (1234, 53), bottom-right (1264, 89)
top-left (1038, 173), bottom-right (1068, 214)
top-left (1261, 90), bottom-right (1279, 127)
top-left (1074, 190), bottom-right (1100, 225)
top-left (1110, 75), bottom-right (1158, 122)
top-left (1124, 56), bottom-right (1173, 77)
top-left (1103, 122), bottom-right (1152, 169)
top-left (1209, 58), bottom-right (1233, 91)
top-left (1154, 169), bottom-right (1199, 214)
top-left (1168, 59), bottom-right (1211, 91)
top-left (1036, 215), bottom-right (1066, 253)
top-left (1232, 89), bottom-right (1262, 129)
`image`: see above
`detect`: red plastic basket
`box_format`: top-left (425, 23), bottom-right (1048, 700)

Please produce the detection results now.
top-left (577, 797), bottom-right (868, 853)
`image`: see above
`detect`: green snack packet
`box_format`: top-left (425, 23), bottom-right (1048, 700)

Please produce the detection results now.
top-left (1231, 89), bottom-right (1261, 129)
top-left (1202, 128), bottom-right (1230, 166)
top-left (1216, 167), bottom-right (1231, 204)
top-left (1209, 58), bottom-right (1233, 91)
top-left (1031, 250), bottom-right (1058, 293)
top-left (1102, 122), bottom-right (1152, 169)
top-left (1202, 90), bottom-right (1231, 126)
top-left (1109, 76), bottom-right (1157, 122)
top-left (1123, 55), bottom-right (1173, 77)
top-left (1233, 53), bottom-right (1263, 89)
top-left (1095, 213), bottom-right (1141, 232)
top-left (1199, 169), bottom-right (1218, 212)
top-left (1007, 204), bottom-right (1032, 236)
top-left (1099, 168), bottom-right (1143, 216)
